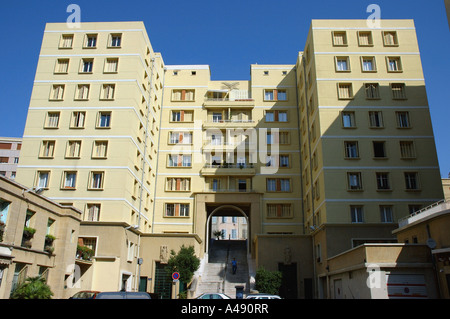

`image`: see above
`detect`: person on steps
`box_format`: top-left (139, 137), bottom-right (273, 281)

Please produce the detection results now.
top-left (232, 258), bottom-right (237, 275)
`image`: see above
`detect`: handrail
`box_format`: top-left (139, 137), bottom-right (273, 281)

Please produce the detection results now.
top-left (398, 199), bottom-right (446, 224)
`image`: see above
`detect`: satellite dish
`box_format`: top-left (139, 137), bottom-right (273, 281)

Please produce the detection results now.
top-left (426, 238), bottom-right (437, 249)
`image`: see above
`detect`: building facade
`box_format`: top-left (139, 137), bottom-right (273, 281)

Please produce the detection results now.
top-left (0, 137), bottom-right (22, 180)
top-left (14, 19), bottom-right (444, 298)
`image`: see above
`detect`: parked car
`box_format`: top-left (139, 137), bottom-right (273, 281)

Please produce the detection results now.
top-left (245, 293), bottom-right (281, 299)
top-left (196, 293), bottom-right (232, 299)
top-left (69, 291), bottom-right (101, 299)
top-left (95, 291), bottom-right (151, 299)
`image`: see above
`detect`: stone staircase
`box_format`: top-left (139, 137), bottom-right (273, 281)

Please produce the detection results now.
top-left (195, 240), bottom-right (250, 298)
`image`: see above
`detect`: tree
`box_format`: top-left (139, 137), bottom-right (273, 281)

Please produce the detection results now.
top-left (213, 230), bottom-right (223, 240)
top-left (167, 245), bottom-right (200, 286)
top-left (10, 276), bottom-right (54, 299)
top-left (254, 267), bottom-right (282, 295)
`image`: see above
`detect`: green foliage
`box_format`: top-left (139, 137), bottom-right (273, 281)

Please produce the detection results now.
top-left (23, 227), bottom-right (36, 238)
top-left (213, 230), bottom-right (223, 240)
top-left (255, 267), bottom-right (282, 295)
top-left (10, 276), bottom-right (54, 299)
top-left (76, 245), bottom-right (94, 260)
top-left (166, 245), bottom-right (200, 285)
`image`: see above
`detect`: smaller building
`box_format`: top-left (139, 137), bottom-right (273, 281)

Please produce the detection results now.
top-left (0, 138), bottom-right (21, 180)
top-left (211, 216), bottom-right (247, 240)
top-left (443, 178), bottom-right (450, 201)
top-left (0, 175), bottom-right (81, 299)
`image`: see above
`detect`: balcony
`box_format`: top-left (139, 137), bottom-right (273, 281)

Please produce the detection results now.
top-left (201, 163), bottom-right (256, 176)
top-left (203, 119), bottom-right (256, 129)
top-left (203, 98), bottom-right (255, 109)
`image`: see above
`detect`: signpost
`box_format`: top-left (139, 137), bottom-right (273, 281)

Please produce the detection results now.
top-left (172, 272), bottom-right (180, 283)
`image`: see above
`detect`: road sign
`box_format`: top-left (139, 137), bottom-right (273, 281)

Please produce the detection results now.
top-left (172, 272), bottom-right (180, 281)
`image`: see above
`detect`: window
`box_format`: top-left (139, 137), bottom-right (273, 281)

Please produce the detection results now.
top-left (338, 83), bottom-right (353, 99)
top-left (172, 89), bottom-right (195, 101)
top-left (171, 110), bottom-right (193, 122)
top-left (92, 141), bottom-right (108, 158)
top-left (350, 206), bottom-right (364, 223)
top-left (71, 111), bottom-right (86, 128)
top-left (166, 178), bottom-right (191, 191)
top-left (165, 203), bottom-right (190, 217)
top-left (75, 84), bottom-right (90, 100)
top-left (168, 155), bottom-right (191, 167)
top-left (404, 172), bottom-right (420, 190)
top-left (342, 111), bottom-right (356, 128)
top-left (266, 178), bottom-right (291, 192)
top-left (97, 112), bottom-right (111, 128)
top-left (81, 59), bottom-right (94, 73)
top-left (104, 58), bottom-right (119, 73)
top-left (361, 56), bottom-right (376, 72)
top-left (66, 140), bottom-right (81, 158)
top-left (55, 59), bottom-right (69, 73)
top-left (59, 34), bottom-right (74, 49)
top-left (86, 204), bottom-right (100, 221)
top-left (279, 132), bottom-right (290, 145)
top-left (391, 83), bottom-right (406, 99)
top-left (45, 112), bottom-right (60, 128)
top-left (267, 204), bottom-right (292, 218)
top-left (264, 89), bottom-right (287, 101)
top-left (387, 57), bottom-right (402, 72)
top-left (408, 205), bottom-right (422, 215)
top-left (344, 141), bottom-right (359, 158)
top-left (169, 132), bottom-right (192, 145)
top-left (40, 140), bottom-right (55, 158)
top-left (84, 34), bottom-right (97, 48)
top-left (332, 31), bottom-right (347, 46)
top-left (50, 84), bottom-right (65, 100)
top-left (376, 172), bottom-right (391, 190)
top-left (36, 171), bottom-right (50, 189)
top-left (368, 111), bottom-right (383, 128)
top-left (373, 141), bottom-right (386, 158)
top-left (89, 171), bottom-right (104, 190)
top-left (279, 155), bottom-right (290, 168)
top-left (400, 141), bottom-right (416, 159)
top-left (335, 57), bottom-right (350, 72)
top-left (358, 31), bottom-right (373, 46)
top-left (383, 31), bottom-right (399, 46)
top-left (109, 33), bottom-right (122, 47)
top-left (396, 111), bottom-right (411, 128)
top-left (62, 171), bottom-right (77, 189)
top-left (265, 111), bottom-right (287, 122)
top-left (101, 84), bottom-right (115, 100)
top-left (347, 172), bottom-right (363, 190)
top-left (365, 83), bottom-right (380, 99)
top-left (380, 206), bottom-right (394, 223)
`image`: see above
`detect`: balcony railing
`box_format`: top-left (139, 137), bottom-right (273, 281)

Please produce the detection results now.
top-left (205, 98), bottom-right (254, 102)
top-left (204, 188), bottom-right (256, 193)
top-left (204, 163), bottom-right (254, 169)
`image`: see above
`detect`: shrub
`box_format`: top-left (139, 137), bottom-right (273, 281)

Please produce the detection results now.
top-left (10, 276), bottom-right (54, 299)
top-left (254, 267), bottom-right (282, 295)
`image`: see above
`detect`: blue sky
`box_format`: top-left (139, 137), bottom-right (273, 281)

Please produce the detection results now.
top-left (0, 0), bottom-right (449, 177)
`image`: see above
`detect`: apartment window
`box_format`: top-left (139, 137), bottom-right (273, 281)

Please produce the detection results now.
top-left (279, 132), bottom-right (290, 145)
top-left (337, 83), bottom-right (353, 99)
top-left (80, 59), bottom-right (94, 73)
top-left (40, 140), bottom-right (55, 158)
top-left (104, 58), bottom-right (119, 73)
top-left (84, 34), bottom-right (97, 48)
top-left (109, 33), bottom-right (122, 47)
top-left (335, 56), bottom-right (350, 72)
top-left (400, 141), bottom-right (416, 159)
top-left (165, 203), bottom-right (190, 217)
top-left (396, 111), bottom-right (411, 128)
top-left (66, 140), bottom-right (81, 158)
top-left (172, 89), bottom-right (195, 101)
top-left (75, 84), bottom-right (90, 100)
top-left (55, 59), bottom-right (69, 73)
top-left (380, 206), bottom-right (394, 223)
top-left (344, 141), bottom-right (359, 159)
top-left (383, 31), bottom-right (399, 46)
top-left (62, 171), bottom-right (77, 189)
top-left (376, 172), bottom-right (391, 190)
top-left (92, 141), bottom-right (108, 158)
top-left (280, 155), bottom-right (290, 168)
top-left (36, 171), bottom-right (50, 189)
top-left (408, 205), bottom-right (422, 215)
top-left (264, 89), bottom-right (288, 101)
top-left (358, 31), bottom-right (373, 46)
top-left (365, 83), bottom-right (380, 99)
top-left (59, 34), bottom-right (74, 49)
top-left (368, 111), bottom-right (383, 128)
top-left (361, 56), bottom-right (376, 72)
top-left (265, 110), bottom-right (288, 122)
top-left (101, 84), bottom-right (115, 100)
top-left (350, 206), bottom-right (364, 223)
top-left (373, 141), bottom-right (386, 158)
top-left (50, 84), bottom-right (65, 100)
top-left (387, 57), bottom-right (402, 72)
top-left (169, 132), bottom-right (192, 145)
top-left (70, 111), bottom-right (86, 128)
top-left (347, 172), bottom-right (363, 190)
top-left (89, 171), bottom-right (104, 190)
top-left (267, 204), bottom-right (292, 218)
top-left (391, 83), bottom-right (407, 99)
top-left (404, 172), bottom-right (420, 190)
top-left (168, 154), bottom-right (191, 167)
top-left (332, 31), bottom-right (347, 46)
top-left (266, 178), bottom-right (291, 192)
top-left (166, 178), bottom-right (191, 191)
top-left (97, 112), bottom-right (111, 128)
top-left (342, 111), bottom-right (356, 128)
top-left (45, 112), bottom-right (60, 128)
top-left (86, 204), bottom-right (100, 221)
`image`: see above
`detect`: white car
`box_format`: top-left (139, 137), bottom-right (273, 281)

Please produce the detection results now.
top-left (196, 293), bottom-right (232, 299)
top-left (245, 293), bottom-right (281, 299)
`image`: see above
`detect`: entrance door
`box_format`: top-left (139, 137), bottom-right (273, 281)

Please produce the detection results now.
top-left (334, 279), bottom-right (343, 299)
top-left (154, 262), bottom-right (172, 299)
top-left (278, 263), bottom-right (298, 299)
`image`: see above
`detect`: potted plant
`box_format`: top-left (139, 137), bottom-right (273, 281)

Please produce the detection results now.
top-left (44, 245), bottom-right (55, 254)
top-left (45, 234), bottom-right (56, 245)
top-left (23, 226), bottom-right (36, 239)
top-left (76, 245), bottom-right (94, 261)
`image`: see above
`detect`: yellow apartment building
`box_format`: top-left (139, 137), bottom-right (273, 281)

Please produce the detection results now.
top-left (14, 19), bottom-right (444, 299)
